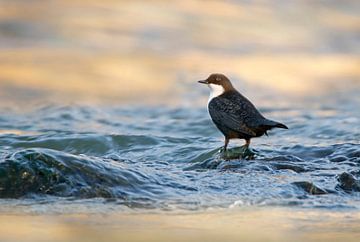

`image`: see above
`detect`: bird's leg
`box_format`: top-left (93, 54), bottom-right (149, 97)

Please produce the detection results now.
top-left (237, 139), bottom-right (250, 153)
top-left (219, 138), bottom-right (229, 156)
top-left (223, 138), bottom-right (229, 151)
top-left (243, 139), bottom-right (255, 159)
top-left (245, 139), bottom-right (250, 148)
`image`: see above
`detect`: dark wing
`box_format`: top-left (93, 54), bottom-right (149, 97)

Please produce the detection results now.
top-left (208, 96), bottom-right (257, 136)
top-left (218, 92), bottom-right (288, 135)
top-left (226, 92), bottom-right (266, 126)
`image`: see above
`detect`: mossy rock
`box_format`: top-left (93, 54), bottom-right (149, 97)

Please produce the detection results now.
top-left (219, 146), bottom-right (256, 160)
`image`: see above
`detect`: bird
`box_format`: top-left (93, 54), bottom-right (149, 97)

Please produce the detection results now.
top-left (198, 73), bottom-right (288, 151)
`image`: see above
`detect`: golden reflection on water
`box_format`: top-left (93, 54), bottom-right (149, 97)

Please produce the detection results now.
top-left (0, 0), bottom-right (359, 106)
top-left (0, 129), bottom-right (40, 135)
top-left (0, 208), bottom-right (359, 242)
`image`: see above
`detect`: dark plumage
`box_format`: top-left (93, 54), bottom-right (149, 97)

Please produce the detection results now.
top-left (198, 73), bottom-right (288, 150)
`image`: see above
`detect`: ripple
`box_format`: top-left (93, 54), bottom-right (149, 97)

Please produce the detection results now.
top-left (0, 105), bottom-right (359, 210)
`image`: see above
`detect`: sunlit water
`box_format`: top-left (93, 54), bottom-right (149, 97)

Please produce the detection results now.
top-left (0, 88), bottom-right (359, 212)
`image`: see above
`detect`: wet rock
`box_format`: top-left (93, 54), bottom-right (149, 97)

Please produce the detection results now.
top-left (271, 163), bottom-right (306, 173)
top-left (337, 172), bottom-right (360, 192)
top-left (221, 146), bottom-right (256, 160)
top-left (292, 181), bottom-right (327, 195)
top-left (0, 148), bottom-right (149, 199)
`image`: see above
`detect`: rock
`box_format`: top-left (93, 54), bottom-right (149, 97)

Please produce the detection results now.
top-left (271, 163), bottom-right (306, 173)
top-left (221, 146), bottom-right (256, 160)
top-left (292, 181), bottom-right (327, 195)
top-left (337, 172), bottom-right (360, 192)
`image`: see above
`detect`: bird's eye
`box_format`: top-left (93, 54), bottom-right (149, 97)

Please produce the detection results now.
top-left (216, 77), bottom-right (221, 81)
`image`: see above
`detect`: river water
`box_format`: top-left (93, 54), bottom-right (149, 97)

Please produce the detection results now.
top-left (0, 0), bottom-right (359, 241)
top-left (0, 89), bottom-right (359, 211)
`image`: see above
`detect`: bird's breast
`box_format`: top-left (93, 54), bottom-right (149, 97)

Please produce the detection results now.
top-left (207, 84), bottom-right (225, 105)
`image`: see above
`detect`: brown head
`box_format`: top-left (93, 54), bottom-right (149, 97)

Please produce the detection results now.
top-left (198, 74), bottom-right (235, 97)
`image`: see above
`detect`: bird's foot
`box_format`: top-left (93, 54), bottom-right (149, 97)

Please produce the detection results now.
top-left (242, 146), bottom-right (256, 160)
top-left (219, 146), bottom-right (226, 153)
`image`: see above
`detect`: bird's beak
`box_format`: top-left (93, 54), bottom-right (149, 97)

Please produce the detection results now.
top-left (198, 80), bottom-right (208, 84)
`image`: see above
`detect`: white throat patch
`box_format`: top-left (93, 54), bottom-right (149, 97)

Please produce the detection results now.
top-left (208, 83), bottom-right (225, 103)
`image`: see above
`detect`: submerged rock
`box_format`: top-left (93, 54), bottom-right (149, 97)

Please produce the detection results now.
top-left (0, 148), bottom-right (150, 199)
top-left (292, 181), bottom-right (327, 195)
top-left (270, 163), bottom-right (306, 173)
top-left (337, 172), bottom-right (360, 192)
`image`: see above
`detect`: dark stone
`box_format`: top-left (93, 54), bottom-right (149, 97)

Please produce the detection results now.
top-left (0, 148), bottom-right (145, 199)
top-left (292, 181), bottom-right (327, 195)
top-left (271, 163), bottom-right (306, 173)
top-left (337, 172), bottom-right (360, 192)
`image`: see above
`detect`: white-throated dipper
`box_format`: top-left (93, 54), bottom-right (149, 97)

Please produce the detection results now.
top-left (198, 73), bottom-right (288, 151)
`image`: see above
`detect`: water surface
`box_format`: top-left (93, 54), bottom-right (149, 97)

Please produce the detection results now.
top-left (0, 89), bottom-right (359, 211)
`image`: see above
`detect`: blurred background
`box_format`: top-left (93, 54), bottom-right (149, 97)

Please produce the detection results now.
top-left (0, 0), bottom-right (359, 107)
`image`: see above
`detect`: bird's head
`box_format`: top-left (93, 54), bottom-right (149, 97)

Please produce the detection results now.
top-left (198, 73), bottom-right (234, 95)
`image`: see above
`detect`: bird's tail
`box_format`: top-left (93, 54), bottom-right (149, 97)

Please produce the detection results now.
top-left (263, 119), bottom-right (288, 129)
top-left (274, 122), bottom-right (288, 129)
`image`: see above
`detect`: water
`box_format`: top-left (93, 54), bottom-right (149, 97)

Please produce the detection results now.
top-left (1, 90), bottom-right (359, 211)
top-left (0, 1), bottom-right (359, 241)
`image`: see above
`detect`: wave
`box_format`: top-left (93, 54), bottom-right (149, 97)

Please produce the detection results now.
top-left (0, 148), bottom-right (155, 200)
